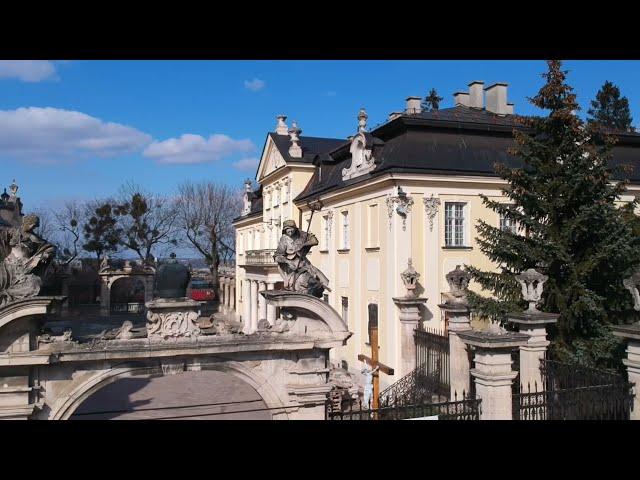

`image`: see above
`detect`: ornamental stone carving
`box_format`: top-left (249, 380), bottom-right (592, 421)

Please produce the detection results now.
top-left (515, 268), bottom-right (548, 314)
top-left (342, 108), bottom-right (377, 181)
top-left (400, 258), bottom-right (420, 298)
top-left (386, 187), bottom-right (414, 231)
top-left (443, 265), bottom-right (471, 306)
top-left (146, 298), bottom-right (202, 341)
top-left (423, 195), bottom-right (441, 231)
top-left (623, 267), bottom-right (640, 311)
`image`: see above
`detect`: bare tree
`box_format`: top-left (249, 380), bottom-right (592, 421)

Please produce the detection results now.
top-left (52, 201), bottom-right (85, 265)
top-left (115, 181), bottom-right (178, 264)
top-left (175, 181), bottom-right (240, 289)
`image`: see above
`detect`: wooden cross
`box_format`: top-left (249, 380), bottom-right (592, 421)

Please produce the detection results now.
top-left (358, 305), bottom-right (394, 412)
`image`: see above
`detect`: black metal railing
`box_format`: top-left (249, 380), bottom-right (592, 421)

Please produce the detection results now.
top-left (415, 328), bottom-right (450, 397)
top-left (513, 359), bottom-right (634, 420)
top-left (244, 249), bottom-right (277, 266)
top-left (327, 392), bottom-right (480, 421)
top-left (378, 328), bottom-right (450, 406)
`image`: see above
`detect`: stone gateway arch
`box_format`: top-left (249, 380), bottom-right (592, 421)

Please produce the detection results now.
top-left (0, 292), bottom-right (351, 420)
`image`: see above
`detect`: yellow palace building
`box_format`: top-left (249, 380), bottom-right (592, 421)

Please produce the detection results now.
top-left (232, 81), bottom-right (640, 389)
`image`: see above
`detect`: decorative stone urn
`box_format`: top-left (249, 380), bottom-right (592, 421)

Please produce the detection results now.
top-left (515, 268), bottom-right (548, 314)
top-left (145, 253), bottom-right (201, 342)
top-left (442, 265), bottom-right (471, 306)
top-left (400, 258), bottom-right (419, 298)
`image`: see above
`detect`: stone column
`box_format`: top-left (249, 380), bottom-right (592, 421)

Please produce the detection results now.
top-left (59, 272), bottom-right (70, 316)
top-left (219, 279), bottom-right (226, 313)
top-left (459, 330), bottom-right (529, 420)
top-left (250, 280), bottom-right (259, 333)
top-left (393, 296), bottom-right (427, 378)
top-left (507, 312), bottom-right (559, 389)
top-left (258, 282), bottom-right (267, 323)
top-left (266, 283), bottom-right (276, 325)
top-left (100, 277), bottom-right (110, 317)
top-left (242, 279), bottom-right (251, 333)
top-left (229, 282), bottom-right (235, 313)
top-left (612, 324), bottom-right (640, 420)
top-left (441, 304), bottom-right (472, 399)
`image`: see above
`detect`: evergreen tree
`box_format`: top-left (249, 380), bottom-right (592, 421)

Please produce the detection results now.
top-left (467, 60), bottom-right (640, 368)
top-left (422, 88), bottom-right (443, 111)
top-left (587, 80), bottom-right (633, 131)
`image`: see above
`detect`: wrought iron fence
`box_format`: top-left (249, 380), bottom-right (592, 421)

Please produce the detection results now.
top-left (414, 328), bottom-right (450, 397)
top-left (513, 359), bottom-right (634, 420)
top-left (378, 328), bottom-right (450, 406)
top-left (327, 392), bottom-right (480, 420)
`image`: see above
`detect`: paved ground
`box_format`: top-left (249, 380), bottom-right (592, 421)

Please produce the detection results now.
top-left (70, 370), bottom-right (271, 420)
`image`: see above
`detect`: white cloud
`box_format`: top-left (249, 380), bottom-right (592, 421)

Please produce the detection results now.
top-left (143, 133), bottom-right (255, 165)
top-left (0, 107), bottom-right (152, 164)
top-left (232, 157), bottom-right (259, 171)
top-left (244, 78), bottom-right (265, 92)
top-left (0, 61), bottom-right (58, 82)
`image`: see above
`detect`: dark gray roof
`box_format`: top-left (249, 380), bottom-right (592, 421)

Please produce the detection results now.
top-left (269, 132), bottom-right (345, 164)
top-left (295, 106), bottom-right (640, 202)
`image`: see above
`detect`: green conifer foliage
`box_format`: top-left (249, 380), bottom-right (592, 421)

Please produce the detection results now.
top-left (467, 60), bottom-right (640, 367)
top-left (587, 80), bottom-right (633, 131)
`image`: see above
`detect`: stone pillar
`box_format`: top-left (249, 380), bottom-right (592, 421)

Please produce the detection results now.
top-left (59, 272), bottom-right (70, 316)
top-left (612, 324), bottom-right (640, 420)
top-left (507, 312), bottom-right (559, 389)
top-left (458, 331), bottom-right (529, 420)
top-left (226, 280), bottom-right (232, 308)
top-left (250, 280), bottom-right (259, 333)
top-left (266, 283), bottom-right (276, 325)
top-left (441, 304), bottom-right (472, 399)
top-left (258, 282), bottom-right (267, 323)
top-left (242, 279), bottom-right (251, 333)
top-left (100, 277), bottom-right (110, 317)
top-left (229, 282), bottom-right (236, 313)
top-left (393, 296), bottom-right (427, 378)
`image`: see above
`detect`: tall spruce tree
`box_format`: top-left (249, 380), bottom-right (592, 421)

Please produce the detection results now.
top-left (467, 60), bottom-right (640, 368)
top-left (587, 80), bottom-right (633, 131)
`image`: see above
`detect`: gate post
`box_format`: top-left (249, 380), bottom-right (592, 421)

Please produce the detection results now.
top-left (441, 303), bottom-right (471, 399)
top-left (612, 324), bottom-right (640, 420)
top-left (458, 331), bottom-right (529, 420)
top-left (440, 266), bottom-right (473, 399)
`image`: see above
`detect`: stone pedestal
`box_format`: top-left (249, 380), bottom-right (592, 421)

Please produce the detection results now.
top-left (266, 283), bottom-right (276, 325)
top-left (145, 298), bottom-right (201, 342)
top-left (393, 296), bottom-right (427, 378)
top-left (612, 323), bottom-right (640, 420)
top-left (507, 311), bottom-right (559, 389)
top-left (440, 303), bottom-right (472, 399)
top-left (458, 330), bottom-right (529, 420)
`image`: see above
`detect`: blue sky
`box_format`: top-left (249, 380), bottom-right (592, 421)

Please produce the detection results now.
top-left (2, 60), bottom-right (640, 212)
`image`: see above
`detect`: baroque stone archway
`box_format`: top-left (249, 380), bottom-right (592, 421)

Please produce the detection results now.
top-left (98, 261), bottom-right (155, 316)
top-left (49, 359), bottom-right (291, 420)
top-left (0, 293), bottom-right (351, 420)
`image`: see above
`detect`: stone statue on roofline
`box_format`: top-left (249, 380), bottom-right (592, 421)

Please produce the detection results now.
top-left (273, 219), bottom-right (330, 298)
top-left (0, 214), bottom-right (57, 308)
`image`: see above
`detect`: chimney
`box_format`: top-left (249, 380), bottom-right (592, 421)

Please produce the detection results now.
top-left (453, 91), bottom-right (470, 107)
top-left (388, 111), bottom-right (403, 121)
top-left (275, 114), bottom-right (288, 135)
top-left (485, 83), bottom-right (509, 115)
top-left (405, 96), bottom-right (422, 114)
top-left (468, 81), bottom-right (484, 109)
top-left (505, 103), bottom-right (514, 115)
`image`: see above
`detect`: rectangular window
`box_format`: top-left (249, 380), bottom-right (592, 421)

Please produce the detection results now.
top-left (499, 213), bottom-right (517, 234)
top-left (367, 204), bottom-right (379, 248)
top-left (445, 202), bottom-right (466, 247)
top-left (341, 297), bottom-right (349, 325)
top-left (341, 211), bottom-right (350, 250)
top-left (322, 214), bottom-right (330, 250)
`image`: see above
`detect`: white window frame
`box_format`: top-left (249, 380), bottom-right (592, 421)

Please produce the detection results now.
top-left (321, 214), bottom-right (330, 251)
top-left (341, 210), bottom-right (350, 250)
top-left (444, 201), bottom-right (468, 247)
top-left (341, 297), bottom-right (349, 326)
